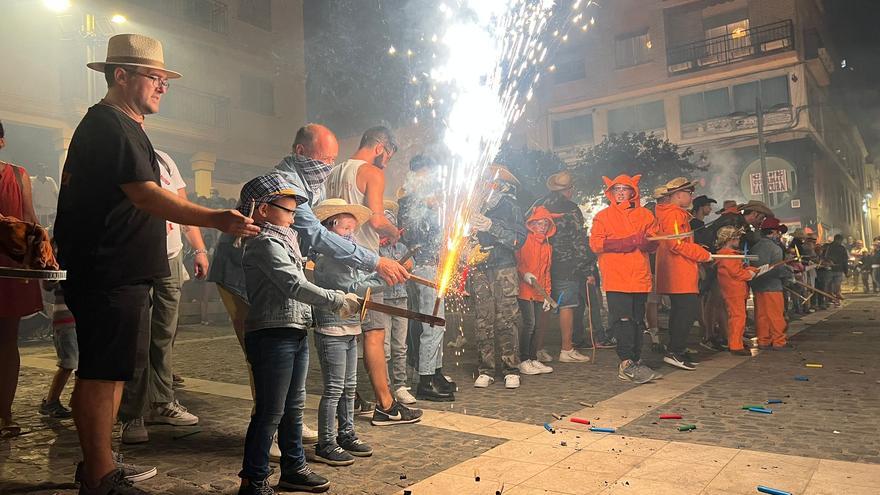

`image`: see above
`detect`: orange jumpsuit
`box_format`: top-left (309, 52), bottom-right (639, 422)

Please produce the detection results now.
top-left (716, 247), bottom-right (757, 351)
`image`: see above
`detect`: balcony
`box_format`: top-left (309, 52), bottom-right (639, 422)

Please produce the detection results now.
top-left (159, 86), bottom-right (230, 129)
top-left (667, 20), bottom-right (794, 75)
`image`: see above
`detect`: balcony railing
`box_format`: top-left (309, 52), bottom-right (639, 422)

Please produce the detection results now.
top-left (159, 86), bottom-right (230, 129)
top-left (667, 20), bottom-right (794, 75)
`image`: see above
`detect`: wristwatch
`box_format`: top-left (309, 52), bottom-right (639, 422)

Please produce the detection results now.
top-left (193, 249), bottom-right (208, 256)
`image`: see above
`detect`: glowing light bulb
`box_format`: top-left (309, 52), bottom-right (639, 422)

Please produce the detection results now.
top-left (388, 45), bottom-right (397, 55)
top-left (110, 14), bottom-right (127, 24)
top-left (43, 0), bottom-right (71, 12)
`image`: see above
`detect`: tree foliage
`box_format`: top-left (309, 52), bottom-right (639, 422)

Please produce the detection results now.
top-left (495, 145), bottom-right (567, 208)
top-left (570, 132), bottom-right (709, 201)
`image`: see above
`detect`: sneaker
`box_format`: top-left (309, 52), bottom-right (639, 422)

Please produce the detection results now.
top-left (238, 477), bottom-right (275, 495)
top-left (313, 444), bottom-right (355, 466)
top-left (269, 432), bottom-right (282, 462)
top-left (370, 400), bottom-right (422, 426)
top-left (39, 399), bottom-right (72, 418)
top-left (353, 394), bottom-right (375, 417)
top-left (536, 349), bottom-right (553, 362)
top-left (75, 452), bottom-right (158, 485)
top-left (78, 469), bottom-right (148, 495)
top-left (172, 373), bottom-right (184, 384)
top-left (637, 361), bottom-right (664, 381)
top-left (699, 339), bottom-right (722, 352)
top-left (121, 418), bottom-right (148, 444)
top-left (148, 400), bottom-right (198, 426)
top-left (504, 374), bottom-right (521, 389)
top-left (394, 386), bottom-right (417, 405)
top-left (531, 360), bottom-right (554, 374)
top-left (338, 436), bottom-right (373, 457)
top-left (278, 464), bottom-right (330, 493)
top-left (632, 364), bottom-right (661, 384)
top-left (473, 374), bottom-right (494, 388)
top-left (663, 353), bottom-right (696, 371)
top-left (302, 423), bottom-right (319, 445)
top-left (618, 360), bottom-right (637, 382)
top-left (558, 349), bottom-right (590, 363)
top-left (518, 360), bottom-right (542, 375)
top-left (595, 338), bottom-right (617, 349)
top-left (683, 350), bottom-right (701, 364)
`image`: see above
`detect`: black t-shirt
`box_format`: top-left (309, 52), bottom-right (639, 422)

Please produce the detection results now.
top-left (55, 104), bottom-right (168, 288)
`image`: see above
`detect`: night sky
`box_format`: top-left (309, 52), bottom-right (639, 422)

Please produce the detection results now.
top-left (304, 0), bottom-right (880, 156)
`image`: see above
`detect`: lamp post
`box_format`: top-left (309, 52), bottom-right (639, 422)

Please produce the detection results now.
top-left (755, 97), bottom-right (770, 204)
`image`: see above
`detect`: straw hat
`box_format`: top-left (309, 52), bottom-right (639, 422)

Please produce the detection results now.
top-left (715, 226), bottom-right (744, 250)
top-left (546, 171), bottom-right (573, 192)
top-left (738, 200), bottom-right (774, 218)
top-left (313, 199), bottom-right (372, 225)
top-left (485, 164), bottom-right (520, 186)
top-left (87, 33), bottom-right (182, 79)
top-left (660, 177), bottom-right (697, 196)
top-left (652, 185), bottom-right (668, 199)
top-left (383, 199), bottom-right (399, 216)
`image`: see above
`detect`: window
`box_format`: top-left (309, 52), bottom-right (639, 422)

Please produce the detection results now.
top-left (733, 76), bottom-right (790, 113)
top-left (680, 88), bottom-right (731, 124)
top-left (553, 58), bottom-right (586, 84)
top-left (239, 0), bottom-right (272, 31)
top-left (615, 30), bottom-right (652, 68)
top-left (608, 100), bottom-right (665, 135)
top-left (704, 10), bottom-right (749, 40)
top-left (552, 114), bottom-right (594, 148)
top-left (241, 75), bottom-right (275, 115)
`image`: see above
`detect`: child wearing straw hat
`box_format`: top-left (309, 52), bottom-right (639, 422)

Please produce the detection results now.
top-left (715, 226), bottom-right (759, 356)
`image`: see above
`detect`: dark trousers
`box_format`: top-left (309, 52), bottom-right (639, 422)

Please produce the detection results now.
top-left (607, 292), bottom-right (647, 362)
top-left (518, 299), bottom-right (542, 361)
top-left (668, 294), bottom-right (700, 355)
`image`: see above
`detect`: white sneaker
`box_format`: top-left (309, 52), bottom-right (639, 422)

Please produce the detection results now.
top-left (518, 360), bottom-right (542, 375)
top-left (504, 374), bottom-right (521, 389)
top-left (532, 360), bottom-right (554, 374)
top-left (536, 349), bottom-right (553, 362)
top-left (302, 423), bottom-right (318, 445)
top-left (558, 349), bottom-right (591, 363)
top-left (148, 400), bottom-right (198, 426)
top-left (473, 374), bottom-right (494, 388)
top-left (269, 432), bottom-right (281, 462)
top-left (394, 386), bottom-right (417, 405)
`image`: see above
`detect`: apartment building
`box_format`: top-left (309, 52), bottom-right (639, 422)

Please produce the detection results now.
top-left (528, 0), bottom-right (874, 239)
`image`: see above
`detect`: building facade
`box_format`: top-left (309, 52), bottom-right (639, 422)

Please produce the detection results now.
top-left (527, 0), bottom-right (874, 239)
top-left (0, 0), bottom-right (305, 200)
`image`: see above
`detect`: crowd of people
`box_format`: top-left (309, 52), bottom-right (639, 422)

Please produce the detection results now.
top-left (0, 33), bottom-right (865, 495)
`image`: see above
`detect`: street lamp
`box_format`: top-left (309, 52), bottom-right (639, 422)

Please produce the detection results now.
top-left (110, 14), bottom-right (127, 24)
top-left (43, 0), bottom-right (71, 13)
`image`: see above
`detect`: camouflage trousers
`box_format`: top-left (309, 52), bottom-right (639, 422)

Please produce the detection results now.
top-left (470, 265), bottom-right (521, 376)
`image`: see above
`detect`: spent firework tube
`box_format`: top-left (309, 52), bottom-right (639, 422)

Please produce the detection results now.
top-left (543, 422), bottom-right (555, 433)
top-left (569, 417), bottom-right (590, 425)
top-left (794, 376), bottom-right (809, 381)
top-left (589, 427), bottom-right (616, 433)
top-left (757, 486), bottom-right (792, 495)
top-left (748, 407), bottom-right (773, 414)
top-left (659, 414), bottom-right (682, 420)
top-left (678, 424), bottom-right (697, 431)
top-left (767, 399), bottom-right (784, 404)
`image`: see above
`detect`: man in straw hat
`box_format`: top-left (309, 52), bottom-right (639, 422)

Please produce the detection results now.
top-left (324, 126), bottom-right (423, 425)
top-left (54, 34), bottom-right (258, 493)
top-left (590, 174), bottom-right (663, 383)
top-left (471, 164), bottom-right (527, 389)
top-left (655, 177), bottom-right (712, 371)
top-left (532, 170), bottom-right (597, 360)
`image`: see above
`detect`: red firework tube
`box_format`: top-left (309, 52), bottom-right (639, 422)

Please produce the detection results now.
top-left (569, 417), bottom-right (590, 425)
top-left (659, 414), bottom-right (682, 420)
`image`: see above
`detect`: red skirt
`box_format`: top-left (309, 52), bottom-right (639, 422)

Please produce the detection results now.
top-left (0, 253), bottom-right (43, 318)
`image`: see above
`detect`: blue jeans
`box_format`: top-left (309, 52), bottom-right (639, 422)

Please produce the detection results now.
top-left (414, 264), bottom-right (444, 376)
top-left (241, 328), bottom-right (309, 481)
top-left (314, 332), bottom-right (357, 448)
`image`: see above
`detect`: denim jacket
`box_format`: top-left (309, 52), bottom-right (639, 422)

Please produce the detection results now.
top-left (311, 253), bottom-right (385, 328)
top-left (476, 192), bottom-right (527, 270)
top-left (207, 155), bottom-right (380, 301)
top-left (378, 241), bottom-right (409, 299)
top-left (242, 233), bottom-right (344, 332)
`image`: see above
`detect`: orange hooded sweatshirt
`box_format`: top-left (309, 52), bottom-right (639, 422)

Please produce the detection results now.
top-left (516, 206), bottom-right (560, 302)
top-left (655, 202), bottom-right (712, 294)
top-left (716, 247), bottom-right (757, 301)
top-left (589, 175), bottom-right (657, 294)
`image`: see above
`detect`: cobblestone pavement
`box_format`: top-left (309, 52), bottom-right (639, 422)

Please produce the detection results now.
top-left (4, 296), bottom-right (878, 494)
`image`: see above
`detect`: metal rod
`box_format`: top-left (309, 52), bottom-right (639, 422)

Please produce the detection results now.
top-left (756, 96), bottom-right (770, 204)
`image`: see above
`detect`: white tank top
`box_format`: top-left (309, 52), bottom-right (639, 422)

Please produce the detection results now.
top-left (325, 159), bottom-right (381, 252)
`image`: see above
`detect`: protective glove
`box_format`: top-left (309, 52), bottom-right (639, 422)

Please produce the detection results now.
top-left (755, 264), bottom-right (770, 277)
top-left (336, 292), bottom-right (362, 319)
top-left (470, 213), bottom-right (493, 232)
top-left (523, 272), bottom-right (538, 285)
top-left (542, 299), bottom-right (553, 312)
top-left (603, 235), bottom-right (639, 253)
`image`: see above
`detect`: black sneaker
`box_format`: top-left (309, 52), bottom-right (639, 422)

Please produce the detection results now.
top-left (683, 350), bottom-right (701, 364)
top-left (313, 444), bottom-right (354, 466)
top-left (337, 437), bottom-right (373, 457)
top-left (699, 340), bottom-right (722, 352)
top-left (238, 477), bottom-right (275, 495)
top-left (278, 464), bottom-right (330, 493)
top-left (75, 452), bottom-right (157, 485)
top-left (663, 353), bottom-right (696, 371)
top-left (78, 469), bottom-right (148, 495)
top-left (370, 400), bottom-right (423, 426)
top-left (40, 399), bottom-right (72, 418)
top-left (353, 393), bottom-right (375, 417)
top-left (595, 338), bottom-right (617, 349)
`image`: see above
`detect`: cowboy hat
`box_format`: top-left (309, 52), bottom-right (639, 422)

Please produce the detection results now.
top-left (716, 199), bottom-right (738, 214)
top-left (652, 185), bottom-right (668, 200)
top-left (738, 200), bottom-right (774, 218)
top-left (87, 33), bottom-right (182, 79)
top-left (715, 226), bottom-right (745, 250)
top-left (660, 177), bottom-right (697, 196)
top-left (692, 195), bottom-right (717, 209)
top-left (485, 164), bottom-right (520, 186)
top-left (546, 171), bottom-right (573, 192)
top-left (760, 217), bottom-right (788, 233)
top-left (383, 199), bottom-right (399, 216)
top-left (314, 198), bottom-right (372, 226)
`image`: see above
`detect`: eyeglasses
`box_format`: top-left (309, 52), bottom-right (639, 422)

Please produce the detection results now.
top-left (269, 202), bottom-right (296, 215)
top-left (375, 139), bottom-right (398, 156)
top-left (130, 71), bottom-right (170, 89)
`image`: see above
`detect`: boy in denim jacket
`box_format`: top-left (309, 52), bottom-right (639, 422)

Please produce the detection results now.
top-left (238, 174), bottom-right (360, 495)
